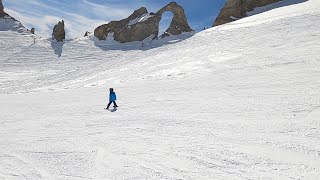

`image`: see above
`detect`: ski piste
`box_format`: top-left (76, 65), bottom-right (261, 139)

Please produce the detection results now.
top-left (1, 0), bottom-right (320, 179)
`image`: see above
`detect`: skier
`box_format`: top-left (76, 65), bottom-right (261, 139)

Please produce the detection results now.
top-left (106, 88), bottom-right (118, 110)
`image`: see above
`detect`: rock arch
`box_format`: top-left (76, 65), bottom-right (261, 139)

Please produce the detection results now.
top-left (155, 2), bottom-right (193, 37)
top-left (94, 2), bottom-right (194, 43)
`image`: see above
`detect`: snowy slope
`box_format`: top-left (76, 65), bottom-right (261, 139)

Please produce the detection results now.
top-left (0, 0), bottom-right (320, 179)
top-left (246, 0), bottom-right (308, 16)
top-left (0, 13), bottom-right (27, 33)
top-left (0, 16), bottom-right (24, 32)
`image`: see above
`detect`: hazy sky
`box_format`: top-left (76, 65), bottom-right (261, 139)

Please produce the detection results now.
top-left (3, 0), bottom-right (226, 38)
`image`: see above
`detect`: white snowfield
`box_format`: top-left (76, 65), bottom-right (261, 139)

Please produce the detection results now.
top-left (0, 0), bottom-right (320, 179)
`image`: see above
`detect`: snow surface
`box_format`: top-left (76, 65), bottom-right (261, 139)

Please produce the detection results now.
top-left (0, 15), bottom-right (26, 32)
top-left (0, 0), bottom-right (320, 179)
top-left (246, 0), bottom-right (308, 16)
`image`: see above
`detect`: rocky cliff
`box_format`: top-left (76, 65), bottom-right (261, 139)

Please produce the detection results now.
top-left (52, 20), bottom-right (65, 42)
top-left (213, 0), bottom-right (283, 26)
top-left (0, 0), bottom-right (7, 17)
top-left (94, 2), bottom-right (194, 43)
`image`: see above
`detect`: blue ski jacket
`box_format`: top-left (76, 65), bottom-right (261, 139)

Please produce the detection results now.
top-left (109, 92), bottom-right (117, 101)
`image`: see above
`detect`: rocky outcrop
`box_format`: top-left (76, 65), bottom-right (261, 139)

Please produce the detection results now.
top-left (213, 0), bottom-right (283, 26)
top-left (94, 7), bottom-right (148, 42)
top-left (157, 2), bottom-right (193, 36)
top-left (0, 0), bottom-right (6, 17)
top-left (52, 20), bottom-right (65, 42)
top-left (94, 2), bottom-right (193, 43)
top-left (84, 31), bottom-right (91, 37)
top-left (31, 28), bottom-right (35, 34)
top-left (247, 0), bottom-right (284, 11)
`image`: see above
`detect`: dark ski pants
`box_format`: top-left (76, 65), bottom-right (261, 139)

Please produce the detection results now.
top-left (107, 101), bottom-right (118, 109)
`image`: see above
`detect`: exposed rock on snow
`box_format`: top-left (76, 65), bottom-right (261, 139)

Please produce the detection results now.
top-left (94, 7), bottom-right (148, 42)
top-left (52, 20), bottom-right (65, 42)
top-left (94, 2), bottom-right (194, 43)
top-left (127, 13), bottom-right (151, 26)
top-left (0, 0), bottom-right (6, 17)
top-left (213, 0), bottom-right (283, 26)
top-left (30, 28), bottom-right (35, 34)
top-left (157, 2), bottom-right (193, 37)
top-left (84, 31), bottom-right (91, 37)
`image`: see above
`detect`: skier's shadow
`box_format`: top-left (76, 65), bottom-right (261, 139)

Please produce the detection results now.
top-left (93, 34), bottom-right (194, 52)
top-left (105, 107), bottom-right (117, 112)
top-left (50, 41), bottom-right (64, 58)
top-left (110, 107), bottom-right (118, 112)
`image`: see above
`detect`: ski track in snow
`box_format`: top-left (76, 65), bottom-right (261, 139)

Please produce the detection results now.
top-left (0, 0), bottom-right (320, 179)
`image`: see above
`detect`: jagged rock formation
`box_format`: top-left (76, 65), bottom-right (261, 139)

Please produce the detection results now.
top-left (31, 28), bottom-right (35, 34)
top-left (84, 31), bottom-right (91, 37)
top-left (214, 0), bottom-right (283, 26)
top-left (94, 2), bottom-right (194, 43)
top-left (52, 20), bottom-right (65, 42)
top-left (0, 0), bottom-right (6, 17)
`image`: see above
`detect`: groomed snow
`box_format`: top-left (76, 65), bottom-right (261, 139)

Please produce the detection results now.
top-left (0, 0), bottom-right (320, 179)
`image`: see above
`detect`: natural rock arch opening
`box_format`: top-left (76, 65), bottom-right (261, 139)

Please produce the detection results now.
top-left (155, 2), bottom-right (193, 37)
top-left (158, 11), bottom-right (174, 38)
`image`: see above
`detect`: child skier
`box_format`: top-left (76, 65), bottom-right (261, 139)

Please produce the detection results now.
top-left (106, 88), bottom-right (118, 109)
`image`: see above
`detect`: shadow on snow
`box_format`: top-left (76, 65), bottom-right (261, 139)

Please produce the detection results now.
top-left (50, 40), bottom-right (65, 57)
top-left (92, 33), bottom-right (194, 52)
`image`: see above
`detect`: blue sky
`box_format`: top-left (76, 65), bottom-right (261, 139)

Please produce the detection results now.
top-left (3, 0), bottom-right (226, 38)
